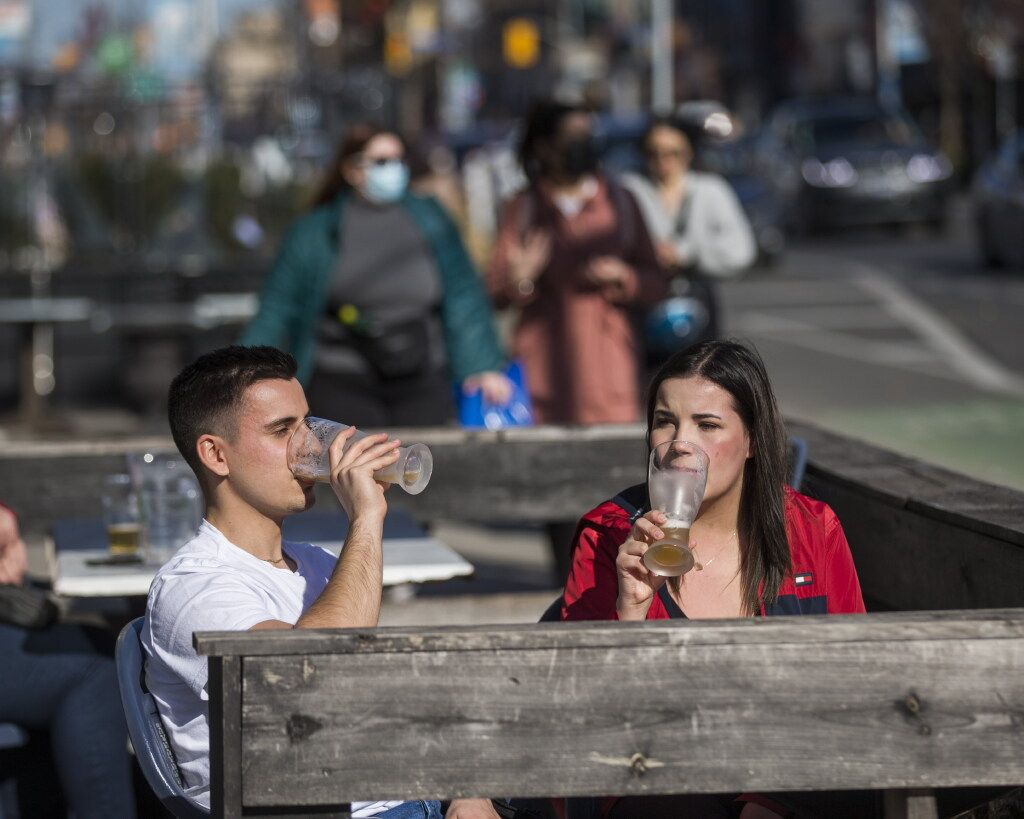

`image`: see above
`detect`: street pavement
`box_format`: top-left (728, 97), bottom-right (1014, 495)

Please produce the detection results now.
top-left (720, 199), bottom-right (1024, 491)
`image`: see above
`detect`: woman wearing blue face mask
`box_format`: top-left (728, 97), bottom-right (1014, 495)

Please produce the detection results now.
top-left (242, 124), bottom-right (511, 427)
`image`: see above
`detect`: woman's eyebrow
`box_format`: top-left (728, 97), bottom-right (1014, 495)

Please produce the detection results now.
top-left (692, 412), bottom-right (723, 420)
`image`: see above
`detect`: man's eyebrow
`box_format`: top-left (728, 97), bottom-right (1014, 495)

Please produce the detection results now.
top-left (263, 415), bottom-right (299, 430)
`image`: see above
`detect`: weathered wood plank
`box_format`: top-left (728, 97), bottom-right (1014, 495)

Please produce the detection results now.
top-left (233, 622), bottom-right (1024, 806)
top-left (790, 420), bottom-right (1024, 547)
top-left (195, 608), bottom-right (1024, 657)
top-left (209, 656), bottom-right (243, 819)
top-left (803, 475), bottom-right (1024, 611)
top-left (388, 427), bottom-right (647, 524)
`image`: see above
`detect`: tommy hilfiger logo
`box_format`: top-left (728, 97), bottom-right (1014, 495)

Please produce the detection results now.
top-left (795, 573), bottom-right (814, 586)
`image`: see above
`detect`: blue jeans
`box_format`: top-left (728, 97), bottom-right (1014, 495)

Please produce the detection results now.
top-left (0, 621), bottom-right (136, 818)
top-left (376, 801), bottom-right (444, 818)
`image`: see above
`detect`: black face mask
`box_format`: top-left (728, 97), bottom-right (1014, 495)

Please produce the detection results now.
top-left (561, 136), bottom-right (599, 179)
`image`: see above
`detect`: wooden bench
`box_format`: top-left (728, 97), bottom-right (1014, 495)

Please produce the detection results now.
top-left (195, 608), bottom-right (1024, 819)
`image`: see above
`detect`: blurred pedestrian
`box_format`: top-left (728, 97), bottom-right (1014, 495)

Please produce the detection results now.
top-left (487, 100), bottom-right (666, 584)
top-left (0, 503), bottom-right (136, 818)
top-left (242, 124), bottom-right (510, 427)
top-left (621, 114), bottom-right (755, 357)
top-left (487, 100), bottom-right (666, 425)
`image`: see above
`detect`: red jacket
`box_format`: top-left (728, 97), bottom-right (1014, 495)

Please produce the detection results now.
top-left (562, 483), bottom-right (865, 621)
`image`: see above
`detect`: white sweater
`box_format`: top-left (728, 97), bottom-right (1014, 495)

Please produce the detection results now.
top-left (622, 170), bottom-right (756, 278)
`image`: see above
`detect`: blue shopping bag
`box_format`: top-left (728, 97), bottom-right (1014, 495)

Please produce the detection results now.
top-left (457, 360), bottom-right (533, 429)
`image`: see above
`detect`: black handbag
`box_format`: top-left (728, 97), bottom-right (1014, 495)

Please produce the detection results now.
top-left (0, 583), bottom-right (58, 630)
top-left (348, 315), bottom-right (432, 380)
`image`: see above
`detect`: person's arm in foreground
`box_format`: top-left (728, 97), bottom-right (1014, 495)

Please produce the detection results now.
top-left (0, 501), bottom-right (28, 585)
top-left (0, 504), bottom-right (28, 586)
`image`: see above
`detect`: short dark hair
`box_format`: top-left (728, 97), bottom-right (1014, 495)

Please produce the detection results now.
top-left (645, 340), bottom-right (791, 615)
top-left (518, 99), bottom-right (591, 182)
top-left (167, 345), bottom-right (298, 481)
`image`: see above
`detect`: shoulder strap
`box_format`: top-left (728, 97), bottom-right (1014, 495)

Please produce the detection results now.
top-left (609, 482), bottom-right (649, 525)
top-left (658, 585), bottom-right (687, 619)
top-left (674, 189), bottom-right (694, 235)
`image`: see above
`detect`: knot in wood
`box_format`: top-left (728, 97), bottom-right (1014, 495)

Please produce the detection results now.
top-left (904, 693), bottom-right (921, 715)
top-left (629, 753), bottom-right (649, 776)
top-left (286, 713), bottom-right (324, 745)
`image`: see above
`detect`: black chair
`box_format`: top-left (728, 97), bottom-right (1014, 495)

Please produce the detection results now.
top-left (115, 618), bottom-right (208, 819)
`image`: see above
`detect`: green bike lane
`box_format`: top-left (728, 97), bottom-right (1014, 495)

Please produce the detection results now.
top-left (719, 255), bottom-right (1024, 492)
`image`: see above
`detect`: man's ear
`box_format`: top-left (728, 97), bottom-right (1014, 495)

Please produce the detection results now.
top-left (196, 434), bottom-right (230, 479)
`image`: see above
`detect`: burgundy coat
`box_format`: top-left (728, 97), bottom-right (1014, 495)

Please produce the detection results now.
top-left (487, 178), bottom-right (666, 424)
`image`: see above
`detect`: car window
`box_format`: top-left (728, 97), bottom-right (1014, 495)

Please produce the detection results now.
top-left (799, 111), bottom-right (920, 148)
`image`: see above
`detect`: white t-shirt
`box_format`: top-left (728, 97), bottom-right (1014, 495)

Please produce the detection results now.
top-left (141, 520), bottom-right (402, 817)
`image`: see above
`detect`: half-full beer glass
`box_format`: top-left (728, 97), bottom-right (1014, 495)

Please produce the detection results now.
top-left (287, 417), bottom-right (433, 495)
top-left (102, 473), bottom-right (143, 556)
top-left (642, 440), bottom-right (709, 577)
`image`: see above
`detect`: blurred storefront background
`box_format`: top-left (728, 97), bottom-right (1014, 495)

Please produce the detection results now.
top-left (0, 0), bottom-right (1021, 419)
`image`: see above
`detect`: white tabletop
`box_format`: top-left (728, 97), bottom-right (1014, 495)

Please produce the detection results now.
top-left (54, 537), bottom-right (474, 598)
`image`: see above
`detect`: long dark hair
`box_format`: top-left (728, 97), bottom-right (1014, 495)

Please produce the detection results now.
top-left (645, 340), bottom-right (791, 615)
top-left (309, 123), bottom-right (406, 209)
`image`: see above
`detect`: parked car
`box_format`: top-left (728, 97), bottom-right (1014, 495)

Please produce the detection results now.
top-left (754, 97), bottom-right (953, 233)
top-left (972, 130), bottom-right (1024, 268)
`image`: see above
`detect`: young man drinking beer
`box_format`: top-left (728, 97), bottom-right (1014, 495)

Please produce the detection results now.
top-left (143, 345), bottom-right (497, 819)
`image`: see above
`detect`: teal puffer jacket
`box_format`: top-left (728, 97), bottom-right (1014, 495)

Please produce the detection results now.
top-left (241, 191), bottom-right (505, 384)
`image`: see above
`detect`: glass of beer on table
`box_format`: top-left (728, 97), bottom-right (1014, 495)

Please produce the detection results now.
top-left (642, 440), bottom-right (709, 577)
top-left (287, 417), bottom-right (433, 495)
top-left (102, 473), bottom-right (143, 556)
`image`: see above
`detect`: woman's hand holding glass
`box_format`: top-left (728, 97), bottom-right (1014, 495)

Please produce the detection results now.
top-left (0, 506), bottom-right (28, 587)
top-left (615, 509), bottom-right (672, 620)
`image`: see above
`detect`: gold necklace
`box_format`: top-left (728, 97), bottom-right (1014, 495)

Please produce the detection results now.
top-left (260, 554), bottom-right (287, 565)
top-left (692, 530), bottom-right (737, 572)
